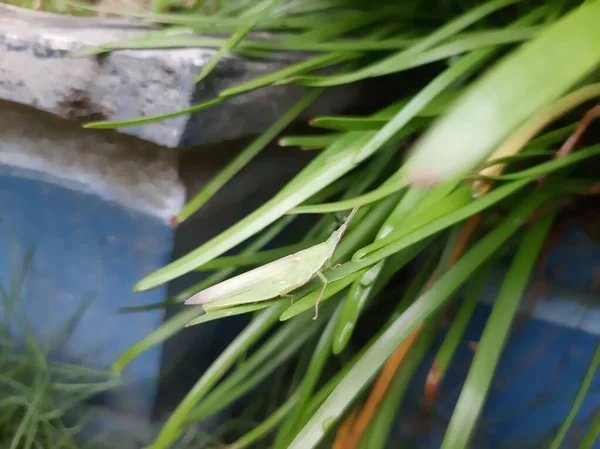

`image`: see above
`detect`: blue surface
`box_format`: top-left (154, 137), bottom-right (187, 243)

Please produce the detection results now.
top-left (0, 167), bottom-right (173, 419)
top-left (394, 222), bottom-right (600, 449)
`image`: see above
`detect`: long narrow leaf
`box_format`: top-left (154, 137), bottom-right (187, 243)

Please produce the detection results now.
top-left (288, 189), bottom-right (549, 449)
top-left (441, 211), bottom-right (555, 449)
top-left (402, 1), bottom-right (600, 185)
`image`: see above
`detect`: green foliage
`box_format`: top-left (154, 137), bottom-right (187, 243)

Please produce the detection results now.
top-left (30, 0), bottom-right (600, 447)
top-left (0, 249), bottom-right (121, 449)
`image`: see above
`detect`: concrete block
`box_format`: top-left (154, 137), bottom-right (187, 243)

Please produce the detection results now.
top-left (0, 4), bottom-right (358, 148)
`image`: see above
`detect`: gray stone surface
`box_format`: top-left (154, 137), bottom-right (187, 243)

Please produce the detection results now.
top-left (0, 4), bottom-right (357, 148)
top-left (0, 100), bottom-right (184, 222)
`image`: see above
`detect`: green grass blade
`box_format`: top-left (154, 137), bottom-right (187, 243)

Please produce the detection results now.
top-left (365, 319), bottom-right (438, 449)
top-left (294, 26), bottom-right (540, 86)
top-left (349, 7), bottom-right (547, 164)
top-left (441, 212), bottom-right (556, 449)
top-left (197, 311), bottom-right (316, 396)
top-left (310, 116), bottom-right (429, 133)
top-left (577, 410), bottom-right (600, 449)
top-left (287, 189), bottom-right (548, 449)
top-left (112, 306), bottom-right (204, 372)
top-left (287, 176), bottom-right (409, 214)
top-left (219, 52), bottom-right (358, 97)
top-left (331, 186), bottom-right (445, 354)
top-left (188, 316), bottom-right (323, 422)
top-left (300, 0), bottom-right (526, 85)
top-left (550, 343), bottom-right (600, 449)
top-left (228, 392), bottom-right (299, 449)
top-left (134, 129), bottom-right (385, 291)
top-left (289, 12), bottom-right (546, 216)
top-left (151, 302), bottom-right (287, 449)
top-left (185, 302), bottom-right (275, 327)
top-left (84, 98), bottom-right (222, 129)
top-left (353, 179), bottom-right (529, 262)
top-left (481, 150), bottom-right (554, 168)
top-left (175, 89), bottom-right (322, 223)
top-left (193, 0), bottom-right (283, 83)
top-left (402, 1), bottom-right (600, 185)
top-left (477, 144), bottom-right (600, 181)
top-left (432, 262), bottom-right (491, 387)
top-left (273, 306), bottom-right (342, 449)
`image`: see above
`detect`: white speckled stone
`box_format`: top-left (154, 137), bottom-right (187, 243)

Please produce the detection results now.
top-left (0, 4), bottom-right (358, 148)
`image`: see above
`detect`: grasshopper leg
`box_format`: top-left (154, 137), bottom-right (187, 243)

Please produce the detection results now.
top-left (313, 271), bottom-right (328, 321)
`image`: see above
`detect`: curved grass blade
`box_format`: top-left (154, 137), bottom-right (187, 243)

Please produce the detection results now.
top-left (134, 130), bottom-right (386, 291)
top-left (426, 262), bottom-right (491, 408)
top-left (273, 306), bottom-right (342, 449)
top-left (184, 302), bottom-right (275, 327)
top-left (348, 6), bottom-right (547, 166)
top-left (294, 26), bottom-right (539, 86)
top-left (352, 179), bottom-right (529, 262)
top-left (473, 82), bottom-right (600, 194)
top-left (151, 302), bottom-right (287, 449)
top-left (402, 1), bottom-right (600, 185)
top-left (549, 342), bottom-right (600, 449)
top-left (188, 313), bottom-right (325, 423)
top-left (287, 190), bottom-right (548, 449)
top-left (577, 409), bottom-right (600, 449)
top-left (475, 143), bottom-right (600, 181)
top-left (331, 187), bottom-right (442, 354)
top-left (175, 89), bottom-right (323, 224)
top-left (290, 11), bottom-right (547, 217)
top-left (194, 0), bottom-right (284, 83)
top-left (219, 52), bottom-right (358, 97)
top-left (288, 176), bottom-right (409, 214)
top-left (364, 320), bottom-right (437, 449)
top-left (331, 263), bottom-right (382, 354)
top-left (441, 212), bottom-right (555, 449)
top-left (84, 98), bottom-right (222, 129)
top-left (227, 392), bottom-right (300, 449)
top-left (332, 193), bottom-right (404, 265)
top-left (291, 0), bottom-right (526, 87)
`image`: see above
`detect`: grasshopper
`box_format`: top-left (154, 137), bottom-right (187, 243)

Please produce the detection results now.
top-left (185, 207), bottom-right (358, 318)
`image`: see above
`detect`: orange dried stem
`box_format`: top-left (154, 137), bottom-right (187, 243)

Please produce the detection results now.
top-left (423, 214), bottom-right (482, 410)
top-left (338, 213), bottom-right (483, 448)
top-left (332, 404), bottom-right (361, 449)
top-left (554, 104), bottom-right (600, 159)
top-left (343, 325), bottom-right (423, 449)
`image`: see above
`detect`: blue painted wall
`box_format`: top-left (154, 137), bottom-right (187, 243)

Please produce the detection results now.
top-left (0, 167), bottom-right (173, 420)
top-left (394, 222), bottom-right (600, 448)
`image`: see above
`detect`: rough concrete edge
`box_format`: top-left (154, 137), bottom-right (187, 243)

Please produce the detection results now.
top-left (0, 101), bottom-right (184, 223)
top-left (0, 4), bottom-right (358, 148)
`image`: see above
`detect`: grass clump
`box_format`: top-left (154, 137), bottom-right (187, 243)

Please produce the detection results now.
top-left (0, 249), bottom-right (122, 449)
top-left (9, 0), bottom-right (600, 447)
